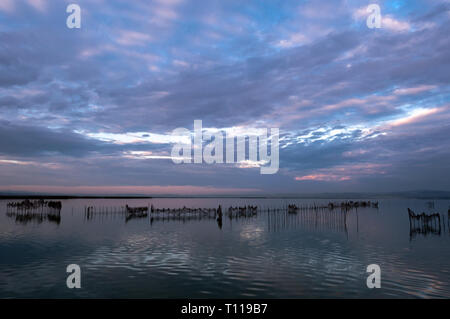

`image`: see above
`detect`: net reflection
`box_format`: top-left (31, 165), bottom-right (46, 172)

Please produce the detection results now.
top-left (267, 209), bottom-right (348, 234)
top-left (6, 210), bottom-right (61, 225)
top-left (409, 224), bottom-right (441, 239)
top-left (408, 208), bottom-right (445, 240)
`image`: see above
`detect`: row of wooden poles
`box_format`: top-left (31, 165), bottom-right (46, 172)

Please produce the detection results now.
top-left (268, 208), bottom-right (348, 233)
top-left (83, 204), bottom-right (360, 229)
top-left (83, 201), bottom-right (373, 215)
top-left (84, 205), bottom-right (258, 220)
top-left (6, 205), bottom-right (62, 214)
top-left (6, 199), bottom-right (62, 210)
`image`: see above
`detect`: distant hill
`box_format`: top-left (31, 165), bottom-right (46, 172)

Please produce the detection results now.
top-left (0, 190), bottom-right (449, 199)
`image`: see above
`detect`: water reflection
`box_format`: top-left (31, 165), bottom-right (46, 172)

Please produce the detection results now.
top-left (5, 199), bottom-right (62, 225)
top-left (125, 213), bottom-right (148, 223)
top-left (2, 198), bottom-right (450, 298)
top-left (268, 209), bottom-right (348, 234)
top-left (149, 214), bottom-right (218, 224)
top-left (408, 208), bottom-right (445, 240)
top-left (6, 211), bottom-right (61, 225)
top-left (6, 209), bottom-right (61, 225)
top-left (410, 225), bottom-right (441, 239)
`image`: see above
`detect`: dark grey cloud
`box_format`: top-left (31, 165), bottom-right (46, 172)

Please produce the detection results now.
top-left (0, 0), bottom-right (449, 193)
top-left (0, 121), bottom-right (103, 157)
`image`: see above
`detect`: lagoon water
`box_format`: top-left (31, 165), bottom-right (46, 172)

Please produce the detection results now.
top-left (1, 198), bottom-right (449, 298)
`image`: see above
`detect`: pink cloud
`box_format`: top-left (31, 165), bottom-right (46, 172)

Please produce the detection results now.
top-left (388, 107), bottom-right (444, 127)
top-left (295, 163), bottom-right (390, 182)
top-left (323, 95), bottom-right (396, 111)
top-left (0, 157), bottom-right (64, 169)
top-left (276, 33), bottom-right (308, 48)
top-left (27, 0), bottom-right (47, 12)
top-left (116, 30), bottom-right (153, 46)
top-left (295, 174), bottom-right (351, 182)
top-left (382, 15), bottom-right (411, 32)
top-left (0, 0), bottom-right (14, 13)
top-left (393, 85), bottom-right (436, 96)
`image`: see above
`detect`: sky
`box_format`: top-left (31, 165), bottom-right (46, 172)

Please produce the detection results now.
top-left (0, 0), bottom-right (449, 195)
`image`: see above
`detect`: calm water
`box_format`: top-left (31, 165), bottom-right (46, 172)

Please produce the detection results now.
top-left (1, 198), bottom-right (450, 298)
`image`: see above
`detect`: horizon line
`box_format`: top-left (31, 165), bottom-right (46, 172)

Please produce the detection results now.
top-left (1, 189), bottom-right (450, 200)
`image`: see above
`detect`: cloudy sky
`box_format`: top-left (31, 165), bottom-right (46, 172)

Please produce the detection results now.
top-left (0, 0), bottom-right (449, 195)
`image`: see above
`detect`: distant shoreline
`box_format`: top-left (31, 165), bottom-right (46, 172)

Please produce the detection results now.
top-left (0, 195), bottom-right (154, 200)
top-left (1, 191), bottom-right (450, 200)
